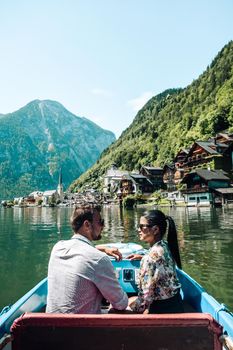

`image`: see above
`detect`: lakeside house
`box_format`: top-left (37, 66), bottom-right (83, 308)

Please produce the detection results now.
top-left (6, 132), bottom-right (233, 208)
top-left (42, 190), bottom-right (59, 206)
top-left (26, 191), bottom-right (43, 206)
top-left (103, 164), bottom-right (129, 194)
top-left (215, 131), bottom-right (233, 145)
top-left (175, 132), bottom-right (233, 180)
top-left (166, 191), bottom-right (186, 206)
top-left (182, 140), bottom-right (228, 174)
top-left (163, 164), bottom-right (176, 192)
top-left (12, 169), bottom-right (65, 207)
top-left (103, 164), bottom-right (155, 199)
top-left (140, 166), bottom-right (164, 190)
top-left (181, 169), bottom-right (232, 206)
top-left (130, 173), bottom-right (154, 194)
top-left (101, 131), bottom-right (233, 207)
top-left (14, 191), bottom-right (43, 207)
top-left (118, 173), bottom-right (154, 199)
top-left (173, 148), bottom-right (189, 185)
top-left (162, 131), bottom-right (233, 202)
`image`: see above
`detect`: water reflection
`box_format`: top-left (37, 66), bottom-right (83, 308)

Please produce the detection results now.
top-left (172, 207), bottom-right (233, 310)
top-left (0, 205), bottom-right (233, 312)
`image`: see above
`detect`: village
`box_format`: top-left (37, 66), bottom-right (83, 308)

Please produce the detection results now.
top-left (1, 131), bottom-right (233, 208)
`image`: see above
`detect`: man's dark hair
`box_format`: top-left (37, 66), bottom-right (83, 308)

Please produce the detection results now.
top-left (70, 204), bottom-right (101, 232)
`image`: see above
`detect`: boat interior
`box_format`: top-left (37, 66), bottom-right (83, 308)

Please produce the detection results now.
top-left (1, 249), bottom-right (233, 350)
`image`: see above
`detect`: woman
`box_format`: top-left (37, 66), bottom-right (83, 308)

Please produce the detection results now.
top-left (128, 209), bottom-right (184, 314)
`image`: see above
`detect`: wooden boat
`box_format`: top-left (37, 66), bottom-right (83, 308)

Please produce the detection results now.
top-left (0, 242), bottom-right (233, 350)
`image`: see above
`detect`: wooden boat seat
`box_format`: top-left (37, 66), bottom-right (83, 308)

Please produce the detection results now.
top-left (11, 312), bottom-right (223, 350)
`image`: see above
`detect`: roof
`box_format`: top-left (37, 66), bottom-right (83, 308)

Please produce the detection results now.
top-left (29, 191), bottom-right (43, 197)
top-left (129, 174), bottom-right (153, 186)
top-left (142, 166), bottom-right (163, 171)
top-left (130, 174), bottom-right (147, 179)
top-left (216, 132), bottom-right (233, 141)
top-left (174, 148), bottom-right (190, 161)
top-left (183, 169), bottom-right (230, 182)
top-left (111, 176), bottom-right (125, 181)
top-left (163, 163), bottom-right (175, 171)
top-left (201, 139), bottom-right (229, 151)
top-left (43, 190), bottom-right (57, 196)
top-left (214, 187), bottom-right (233, 194)
top-left (105, 169), bottom-right (129, 177)
top-left (194, 141), bottom-right (219, 155)
top-left (216, 143), bottom-right (229, 149)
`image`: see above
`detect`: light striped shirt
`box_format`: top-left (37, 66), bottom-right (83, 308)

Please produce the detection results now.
top-left (46, 234), bottom-right (128, 314)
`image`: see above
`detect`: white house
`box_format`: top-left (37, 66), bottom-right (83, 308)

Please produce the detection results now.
top-left (103, 164), bottom-right (129, 194)
top-left (42, 190), bottom-right (58, 206)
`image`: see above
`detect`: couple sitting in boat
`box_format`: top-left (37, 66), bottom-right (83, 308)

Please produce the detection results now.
top-left (46, 205), bottom-right (184, 314)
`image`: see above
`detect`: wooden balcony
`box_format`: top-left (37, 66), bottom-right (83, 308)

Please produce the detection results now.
top-left (181, 186), bottom-right (209, 194)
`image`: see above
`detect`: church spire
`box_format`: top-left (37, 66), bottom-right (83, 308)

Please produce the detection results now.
top-left (58, 167), bottom-right (62, 186)
top-left (57, 167), bottom-right (64, 201)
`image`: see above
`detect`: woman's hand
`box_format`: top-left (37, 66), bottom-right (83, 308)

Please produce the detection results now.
top-left (126, 254), bottom-right (143, 260)
top-left (143, 308), bottom-right (149, 314)
top-left (128, 296), bottom-right (138, 308)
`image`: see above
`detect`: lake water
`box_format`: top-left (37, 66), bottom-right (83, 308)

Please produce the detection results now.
top-left (0, 205), bottom-right (233, 311)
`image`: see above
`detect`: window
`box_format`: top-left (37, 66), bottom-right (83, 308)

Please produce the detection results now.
top-left (189, 197), bottom-right (196, 200)
top-left (200, 196), bottom-right (208, 200)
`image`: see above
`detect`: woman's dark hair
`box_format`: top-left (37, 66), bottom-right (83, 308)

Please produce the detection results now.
top-left (142, 209), bottom-right (182, 269)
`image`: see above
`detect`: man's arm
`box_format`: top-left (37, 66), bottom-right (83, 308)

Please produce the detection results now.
top-left (94, 255), bottom-right (128, 310)
top-left (96, 245), bottom-right (122, 261)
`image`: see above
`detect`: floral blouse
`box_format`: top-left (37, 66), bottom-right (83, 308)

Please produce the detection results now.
top-left (131, 240), bottom-right (181, 313)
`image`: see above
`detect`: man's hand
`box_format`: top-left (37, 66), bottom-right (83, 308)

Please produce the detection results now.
top-left (126, 254), bottom-right (143, 260)
top-left (105, 247), bottom-right (122, 261)
top-left (96, 246), bottom-right (122, 261)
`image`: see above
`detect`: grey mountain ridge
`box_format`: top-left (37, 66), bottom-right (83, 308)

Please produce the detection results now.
top-left (0, 100), bottom-right (115, 199)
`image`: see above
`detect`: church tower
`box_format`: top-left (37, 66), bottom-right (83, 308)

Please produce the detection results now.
top-left (57, 168), bottom-right (64, 202)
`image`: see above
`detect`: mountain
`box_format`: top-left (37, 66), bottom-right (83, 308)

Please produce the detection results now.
top-left (70, 41), bottom-right (233, 192)
top-left (0, 100), bottom-right (115, 199)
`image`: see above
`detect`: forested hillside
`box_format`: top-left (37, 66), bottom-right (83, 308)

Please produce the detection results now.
top-left (70, 41), bottom-right (233, 192)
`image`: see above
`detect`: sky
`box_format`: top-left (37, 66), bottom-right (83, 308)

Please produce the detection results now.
top-left (0, 0), bottom-right (233, 137)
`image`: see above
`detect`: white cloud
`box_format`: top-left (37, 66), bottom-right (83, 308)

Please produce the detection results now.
top-left (91, 88), bottom-right (113, 97)
top-left (128, 91), bottom-right (154, 112)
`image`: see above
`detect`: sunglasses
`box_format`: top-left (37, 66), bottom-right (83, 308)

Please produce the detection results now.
top-left (138, 224), bottom-right (153, 230)
top-left (98, 218), bottom-right (105, 226)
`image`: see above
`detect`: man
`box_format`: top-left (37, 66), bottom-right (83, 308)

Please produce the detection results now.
top-left (46, 205), bottom-right (128, 314)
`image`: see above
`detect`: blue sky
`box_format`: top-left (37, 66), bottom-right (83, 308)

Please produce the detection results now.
top-left (0, 0), bottom-right (233, 137)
